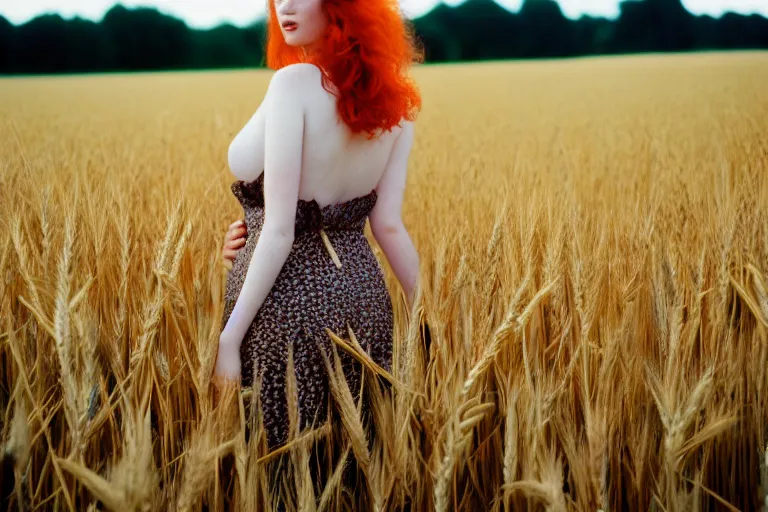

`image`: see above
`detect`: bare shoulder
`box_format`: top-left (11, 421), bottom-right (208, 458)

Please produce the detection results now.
top-left (392, 119), bottom-right (415, 149)
top-left (398, 119), bottom-right (415, 139)
top-left (267, 63), bottom-right (323, 95)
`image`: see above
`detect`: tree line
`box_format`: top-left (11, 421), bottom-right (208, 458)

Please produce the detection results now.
top-left (1, 0), bottom-right (767, 74)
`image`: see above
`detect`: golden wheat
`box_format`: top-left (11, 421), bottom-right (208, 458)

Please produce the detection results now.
top-left (1, 51), bottom-right (768, 510)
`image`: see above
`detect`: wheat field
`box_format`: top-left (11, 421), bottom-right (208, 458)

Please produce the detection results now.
top-left (1, 51), bottom-right (767, 511)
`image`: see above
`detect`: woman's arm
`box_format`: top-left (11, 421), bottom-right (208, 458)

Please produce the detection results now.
top-left (219, 67), bottom-right (306, 355)
top-left (369, 121), bottom-right (420, 306)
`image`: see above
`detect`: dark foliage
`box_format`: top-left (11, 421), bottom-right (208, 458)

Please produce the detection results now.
top-left (1, 0), bottom-right (766, 74)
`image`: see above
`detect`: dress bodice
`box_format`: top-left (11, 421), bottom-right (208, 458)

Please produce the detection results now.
top-left (231, 173), bottom-right (377, 235)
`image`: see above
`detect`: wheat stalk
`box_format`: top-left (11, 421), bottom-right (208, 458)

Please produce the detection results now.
top-left (53, 211), bottom-right (84, 455)
top-left (2, 55), bottom-right (767, 511)
top-left (5, 395), bottom-right (30, 512)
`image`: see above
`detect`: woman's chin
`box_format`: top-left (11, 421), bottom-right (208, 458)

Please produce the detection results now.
top-left (282, 34), bottom-right (305, 48)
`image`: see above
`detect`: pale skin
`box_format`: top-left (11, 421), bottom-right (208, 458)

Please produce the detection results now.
top-left (214, 0), bottom-right (420, 384)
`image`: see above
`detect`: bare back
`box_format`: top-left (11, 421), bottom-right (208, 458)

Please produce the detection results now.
top-left (228, 64), bottom-right (402, 207)
top-left (227, 63), bottom-right (419, 304)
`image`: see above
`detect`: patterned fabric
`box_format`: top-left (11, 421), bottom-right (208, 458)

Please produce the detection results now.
top-left (221, 173), bottom-right (394, 449)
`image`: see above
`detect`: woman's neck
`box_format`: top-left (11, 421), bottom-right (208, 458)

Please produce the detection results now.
top-left (301, 42), bottom-right (323, 61)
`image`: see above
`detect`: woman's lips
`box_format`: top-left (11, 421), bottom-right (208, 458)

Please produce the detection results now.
top-left (282, 21), bottom-right (298, 32)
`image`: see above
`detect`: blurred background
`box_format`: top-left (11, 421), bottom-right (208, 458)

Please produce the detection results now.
top-left (1, 0), bottom-right (767, 74)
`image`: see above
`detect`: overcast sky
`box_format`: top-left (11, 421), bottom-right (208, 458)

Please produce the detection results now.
top-left (2, 0), bottom-right (767, 28)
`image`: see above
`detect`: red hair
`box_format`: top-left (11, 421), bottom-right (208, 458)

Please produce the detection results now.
top-left (266, 0), bottom-right (422, 138)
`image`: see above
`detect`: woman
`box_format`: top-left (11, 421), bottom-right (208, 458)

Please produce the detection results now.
top-left (215, 0), bottom-right (422, 452)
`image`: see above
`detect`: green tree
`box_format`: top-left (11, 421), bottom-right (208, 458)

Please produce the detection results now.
top-left (517, 0), bottom-right (574, 58)
top-left (612, 0), bottom-right (693, 52)
top-left (0, 15), bottom-right (15, 72)
top-left (189, 22), bottom-right (265, 68)
top-left (102, 5), bottom-right (190, 70)
top-left (1, 0), bottom-right (767, 74)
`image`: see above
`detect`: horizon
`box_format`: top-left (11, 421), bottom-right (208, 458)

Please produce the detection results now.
top-left (2, 0), bottom-right (768, 29)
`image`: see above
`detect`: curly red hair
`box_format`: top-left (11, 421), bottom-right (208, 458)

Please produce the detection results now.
top-left (266, 0), bottom-right (422, 138)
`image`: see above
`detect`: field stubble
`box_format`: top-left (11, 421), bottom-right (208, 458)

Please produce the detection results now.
top-left (1, 52), bottom-right (767, 511)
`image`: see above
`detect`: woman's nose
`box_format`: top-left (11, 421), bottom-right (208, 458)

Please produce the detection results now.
top-left (276, 0), bottom-right (295, 15)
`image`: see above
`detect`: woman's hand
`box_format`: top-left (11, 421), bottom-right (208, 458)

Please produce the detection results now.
top-left (213, 329), bottom-right (242, 387)
top-left (222, 220), bottom-right (248, 263)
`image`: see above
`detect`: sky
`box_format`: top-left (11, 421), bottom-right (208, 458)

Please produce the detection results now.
top-left (2, 0), bottom-right (767, 29)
